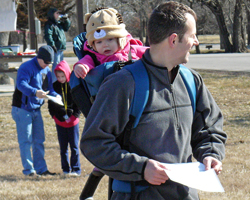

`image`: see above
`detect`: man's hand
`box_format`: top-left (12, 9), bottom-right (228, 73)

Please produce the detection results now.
top-left (74, 64), bottom-right (88, 79)
top-left (203, 156), bottom-right (222, 175)
top-left (144, 159), bottom-right (169, 185)
top-left (36, 90), bottom-right (49, 99)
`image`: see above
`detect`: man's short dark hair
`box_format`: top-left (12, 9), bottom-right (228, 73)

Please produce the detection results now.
top-left (147, 1), bottom-right (197, 45)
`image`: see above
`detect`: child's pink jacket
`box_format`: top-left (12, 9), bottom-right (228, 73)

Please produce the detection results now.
top-left (73, 34), bottom-right (149, 72)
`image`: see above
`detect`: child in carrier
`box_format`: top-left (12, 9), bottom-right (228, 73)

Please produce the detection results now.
top-left (48, 60), bottom-right (81, 176)
top-left (73, 7), bottom-right (148, 79)
top-left (74, 7), bottom-right (148, 200)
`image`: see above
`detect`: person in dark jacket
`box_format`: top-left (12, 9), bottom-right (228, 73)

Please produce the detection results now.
top-left (80, 2), bottom-right (227, 200)
top-left (48, 60), bottom-right (81, 176)
top-left (11, 45), bottom-right (60, 176)
top-left (44, 7), bottom-right (71, 83)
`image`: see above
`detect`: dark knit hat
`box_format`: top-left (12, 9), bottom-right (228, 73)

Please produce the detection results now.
top-left (37, 45), bottom-right (54, 63)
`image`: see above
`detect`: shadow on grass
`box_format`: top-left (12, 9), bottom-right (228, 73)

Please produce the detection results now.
top-left (0, 173), bottom-right (80, 182)
top-left (225, 113), bottom-right (250, 147)
top-left (227, 114), bottom-right (250, 127)
top-left (226, 140), bottom-right (250, 146)
top-left (0, 147), bottom-right (18, 153)
top-left (0, 175), bottom-right (40, 182)
top-left (0, 145), bottom-right (59, 153)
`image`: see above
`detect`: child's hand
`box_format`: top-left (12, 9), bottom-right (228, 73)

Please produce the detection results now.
top-left (66, 108), bottom-right (73, 116)
top-left (74, 64), bottom-right (88, 79)
top-left (56, 95), bottom-right (62, 100)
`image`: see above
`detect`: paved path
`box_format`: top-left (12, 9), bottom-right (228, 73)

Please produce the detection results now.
top-left (0, 84), bottom-right (14, 96)
top-left (185, 53), bottom-right (250, 72)
top-left (1, 52), bottom-right (250, 95)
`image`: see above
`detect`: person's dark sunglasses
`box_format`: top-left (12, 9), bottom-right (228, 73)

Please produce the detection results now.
top-left (44, 60), bottom-right (52, 65)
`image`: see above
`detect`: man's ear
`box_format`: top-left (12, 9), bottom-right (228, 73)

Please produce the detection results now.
top-left (169, 33), bottom-right (178, 48)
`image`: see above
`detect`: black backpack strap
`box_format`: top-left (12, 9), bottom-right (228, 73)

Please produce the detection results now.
top-left (83, 50), bottom-right (101, 67)
top-left (131, 182), bottom-right (136, 200)
top-left (69, 71), bottom-right (92, 118)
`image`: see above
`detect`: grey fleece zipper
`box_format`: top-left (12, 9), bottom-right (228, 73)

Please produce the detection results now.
top-left (170, 84), bottom-right (180, 129)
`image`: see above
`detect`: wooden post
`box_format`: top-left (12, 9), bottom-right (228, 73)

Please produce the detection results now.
top-left (76, 0), bottom-right (84, 34)
top-left (27, 0), bottom-right (36, 50)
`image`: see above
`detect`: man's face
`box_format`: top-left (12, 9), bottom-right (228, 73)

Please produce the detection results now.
top-left (41, 60), bottom-right (52, 69)
top-left (175, 13), bottom-right (199, 64)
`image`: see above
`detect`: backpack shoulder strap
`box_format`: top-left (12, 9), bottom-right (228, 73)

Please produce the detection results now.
top-left (112, 60), bottom-right (150, 195)
top-left (123, 62), bottom-right (196, 126)
top-left (179, 64), bottom-right (196, 115)
top-left (124, 60), bottom-right (149, 128)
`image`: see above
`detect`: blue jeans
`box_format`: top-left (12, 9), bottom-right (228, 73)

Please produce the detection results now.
top-left (11, 107), bottom-right (48, 175)
top-left (56, 124), bottom-right (81, 174)
top-left (52, 50), bottom-right (64, 83)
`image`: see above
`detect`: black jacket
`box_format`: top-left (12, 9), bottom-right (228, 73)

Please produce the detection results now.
top-left (48, 81), bottom-right (80, 122)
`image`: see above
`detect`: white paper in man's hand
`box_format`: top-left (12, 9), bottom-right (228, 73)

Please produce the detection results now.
top-left (46, 95), bottom-right (64, 106)
top-left (163, 162), bottom-right (224, 192)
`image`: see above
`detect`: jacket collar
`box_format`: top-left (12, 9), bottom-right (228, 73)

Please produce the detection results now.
top-left (142, 49), bottom-right (179, 85)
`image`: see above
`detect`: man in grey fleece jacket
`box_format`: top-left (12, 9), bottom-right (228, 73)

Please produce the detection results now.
top-left (80, 1), bottom-right (227, 199)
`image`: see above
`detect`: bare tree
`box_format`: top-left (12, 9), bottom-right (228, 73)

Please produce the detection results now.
top-left (15, 0), bottom-right (75, 47)
top-left (116, 0), bottom-right (164, 44)
top-left (196, 0), bottom-right (248, 52)
top-left (196, 0), bottom-right (233, 52)
top-left (232, 0), bottom-right (247, 52)
top-left (11, 0), bottom-right (250, 53)
top-left (244, 0), bottom-right (250, 46)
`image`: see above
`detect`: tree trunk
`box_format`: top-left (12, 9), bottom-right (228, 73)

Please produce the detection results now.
top-left (0, 32), bottom-right (11, 84)
top-left (201, 0), bottom-right (233, 52)
top-left (22, 29), bottom-right (28, 52)
top-left (195, 35), bottom-right (200, 54)
top-left (189, 1), bottom-right (200, 54)
top-left (233, 0), bottom-right (247, 52)
top-left (246, 5), bottom-right (250, 46)
top-left (139, 10), bottom-right (144, 43)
